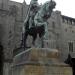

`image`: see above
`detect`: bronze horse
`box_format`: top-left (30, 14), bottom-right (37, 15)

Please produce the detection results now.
top-left (21, 20), bottom-right (45, 49)
top-left (21, 0), bottom-right (56, 49)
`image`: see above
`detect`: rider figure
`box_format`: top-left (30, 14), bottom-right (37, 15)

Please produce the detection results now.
top-left (21, 0), bottom-right (39, 48)
top-left (23, 0), bottom-right (39, 30)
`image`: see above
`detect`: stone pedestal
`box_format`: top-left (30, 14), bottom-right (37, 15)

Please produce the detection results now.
top-left (12, 48), bottom-right (72, 75)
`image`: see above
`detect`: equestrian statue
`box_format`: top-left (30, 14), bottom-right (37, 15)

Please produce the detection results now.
top-left (21, 0), bottom-right (56, 49)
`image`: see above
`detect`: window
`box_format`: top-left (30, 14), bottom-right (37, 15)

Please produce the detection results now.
top-left (9, 30), bottom-right (12, 38)
top-left (72, 30), bottom-right (74, 33)
top-left (68, 42), bottom-right (73, 52)
top-left (9, 5), bottom-right (18, 16)
top-left (56, 33), bottom-right (59, 39)
top-left (72, 21), bottom-right (74, 25)
top-left (62, 17), bottom-right (65, 23)
top-left (52, 21), bottom-right (55, 29)
top-left (8, 41), bottom-right (11, 46)
top-left (65, 28), bottom-right (67, 32)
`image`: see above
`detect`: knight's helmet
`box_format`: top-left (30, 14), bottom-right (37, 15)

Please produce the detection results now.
top-left (30, 0), bottom-right (38, 6)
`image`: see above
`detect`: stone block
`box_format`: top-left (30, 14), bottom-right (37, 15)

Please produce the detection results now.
top-left (12, 65), bottom-right (72, 75)
top-left (12, 48), bottom-right (72, 75)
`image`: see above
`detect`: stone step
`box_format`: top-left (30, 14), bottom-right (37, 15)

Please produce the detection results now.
top-left (12, 64), bottom-right (72, 75)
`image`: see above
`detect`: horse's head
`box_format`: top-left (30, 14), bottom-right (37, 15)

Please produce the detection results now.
top-left (49, 0), bottom-right (56, 9)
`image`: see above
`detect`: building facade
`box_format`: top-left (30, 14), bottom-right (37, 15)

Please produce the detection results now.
top-left (0, 0), bottom-right (24, 75)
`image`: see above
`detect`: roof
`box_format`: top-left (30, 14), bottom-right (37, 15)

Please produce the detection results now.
top-left (61, 15), bottom-right (75, 22)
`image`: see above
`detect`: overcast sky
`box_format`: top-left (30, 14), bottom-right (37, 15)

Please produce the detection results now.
top-left (11, 0), bottom-right (75, 18)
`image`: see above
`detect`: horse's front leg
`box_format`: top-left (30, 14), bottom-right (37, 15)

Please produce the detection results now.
top-left (43, 23), bottom-right (49, 40)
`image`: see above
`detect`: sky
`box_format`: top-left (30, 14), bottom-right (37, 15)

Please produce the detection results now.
top-left (11, 0), bottom-right (75, 18)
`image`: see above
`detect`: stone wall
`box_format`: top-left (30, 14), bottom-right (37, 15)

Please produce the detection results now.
top-left (0, 1), bottom-right (23, 75)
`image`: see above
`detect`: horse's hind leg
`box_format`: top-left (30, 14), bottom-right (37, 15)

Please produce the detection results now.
top-left (39, 32), bottom-right (44, 48)
top-left (32, 34), bottom-right (37, 46)
top-left (40, 36), bottom-right (44, 48)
